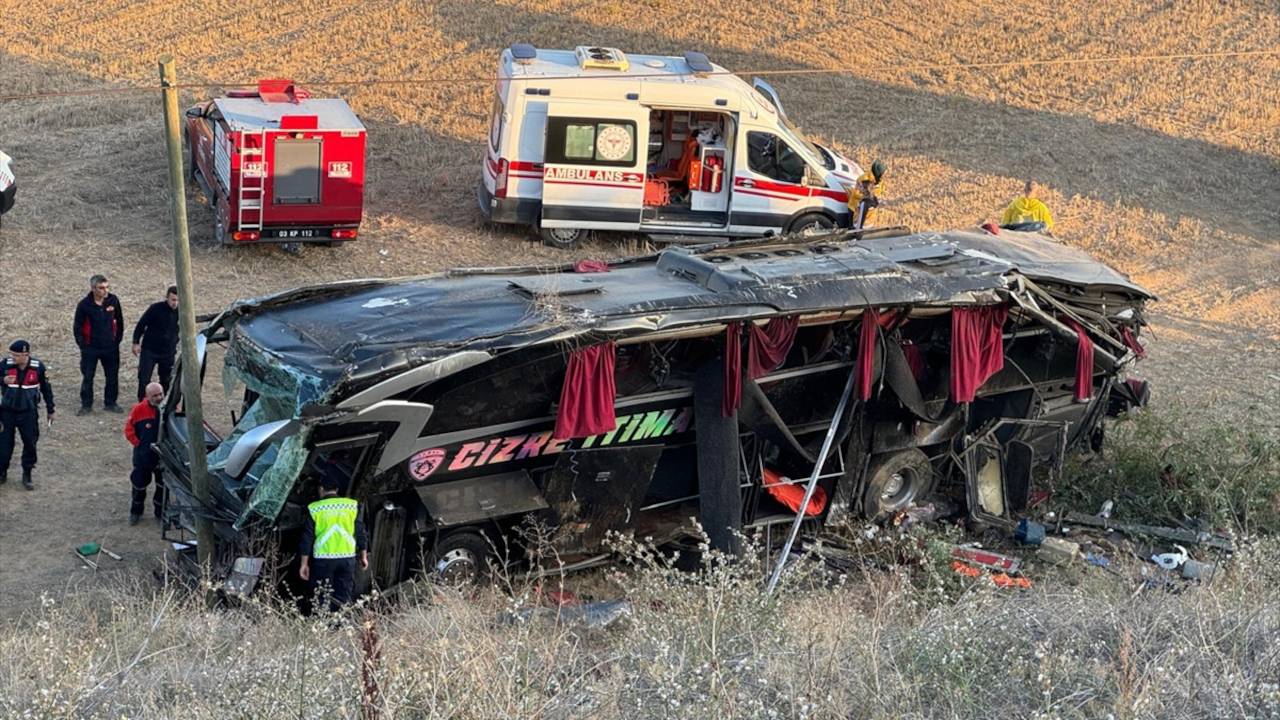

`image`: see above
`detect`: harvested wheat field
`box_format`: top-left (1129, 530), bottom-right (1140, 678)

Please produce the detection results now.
top-left (1, 0), bottom-right (1278, 716)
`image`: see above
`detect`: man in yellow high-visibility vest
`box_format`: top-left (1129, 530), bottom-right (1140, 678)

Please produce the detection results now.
top-left (299, 475), bottom-right (368, 612)
top-left (1000, 180), bottom-right (1055, 234)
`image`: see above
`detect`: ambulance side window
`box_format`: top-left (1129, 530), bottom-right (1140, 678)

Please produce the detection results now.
top-left (546, 118), bottom-right (636, 167)
top-left (747, 131), bottom-right (804, 184)
top-left (488, 96), bottom-right (504, 152)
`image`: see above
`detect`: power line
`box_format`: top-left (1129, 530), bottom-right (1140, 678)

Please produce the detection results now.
top-left (0, 48), bottom-right (1276, 102)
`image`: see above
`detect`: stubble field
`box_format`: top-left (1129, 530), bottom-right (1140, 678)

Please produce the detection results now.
top-left (0, 0), bottom-right (1278, 716)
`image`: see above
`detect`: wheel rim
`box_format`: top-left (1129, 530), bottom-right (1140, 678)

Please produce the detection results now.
top-left (547, 228), bottom-right (580, 244)
top-left (797, 222), bottom-right (828, 237)
top-left (436, 548), bottom-right (479, 585)
top-left (879, 467), bottom-right (919, 507)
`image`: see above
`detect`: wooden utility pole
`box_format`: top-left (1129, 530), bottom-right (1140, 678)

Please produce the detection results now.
top-left (158, 57), bottom-right (216, 576)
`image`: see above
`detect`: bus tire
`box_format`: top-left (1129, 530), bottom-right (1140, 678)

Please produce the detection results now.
top-left (787, 213), bottom-right (835, 237)
top-left (427, 531), bottom-right (491, 587)
top-left (539, 225), bottom-right (587, 249)
top-left (862, 448), bottom-right (934, 522)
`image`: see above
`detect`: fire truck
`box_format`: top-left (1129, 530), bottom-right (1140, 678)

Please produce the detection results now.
top-left (185, 79), bottom-right (366, 246)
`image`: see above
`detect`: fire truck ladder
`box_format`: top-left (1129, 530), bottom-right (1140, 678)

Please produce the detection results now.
top-left (237, 129), bottom-right (267, 233)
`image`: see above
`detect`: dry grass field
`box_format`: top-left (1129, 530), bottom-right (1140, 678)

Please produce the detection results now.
top-left (0, 0), bottom-right (1278, 715)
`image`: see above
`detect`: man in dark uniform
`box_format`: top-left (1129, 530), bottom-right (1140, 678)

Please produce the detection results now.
top-left (1, 339), bottom-right (56, 490)
top-left (131, 285), bottom-right (179, 400)
top-left (299, 476), bottom-right (369, 612)
top-left (125, 382), bottom-right (166, 525)
top-left (72, 274), bottom-right (125, 415)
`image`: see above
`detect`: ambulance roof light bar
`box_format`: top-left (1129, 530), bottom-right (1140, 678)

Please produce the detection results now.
top-left (510, 44), bottom-right (537, 64)
top-left (683, 51), bottom-right (714, 75)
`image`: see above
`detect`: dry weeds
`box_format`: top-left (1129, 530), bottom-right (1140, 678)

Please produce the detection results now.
top-left (0, 3), bottom-right (1278, 707)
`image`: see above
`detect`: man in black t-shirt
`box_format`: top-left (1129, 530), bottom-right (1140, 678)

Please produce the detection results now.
top-left (131, 286), bottom-right (179, 401)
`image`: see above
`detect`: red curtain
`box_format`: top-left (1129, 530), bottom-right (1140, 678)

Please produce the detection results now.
top-left (902, 342), bottom-right (926, 380)
top-left (1064, 318), bottom-right (1095, 401)
top-left (1118, 325), bottom-right (1147, 359)
top-left (553, 342), bottom-right (617, 440)
top-left (950, 305), bottom-right (1008, 402)
top-left (722, 322), bottom-right (743, 417)
top-left (857, 308), bottom-right (879, 400)
top-left (747, 316), bottom-right (798, 380)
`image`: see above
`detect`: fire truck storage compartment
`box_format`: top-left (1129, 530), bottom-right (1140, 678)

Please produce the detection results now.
top-left (273, 138), bottom-right (322, 205)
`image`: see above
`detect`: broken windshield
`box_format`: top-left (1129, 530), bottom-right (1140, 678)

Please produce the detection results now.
top-left (207, 322), bottom-right (334, 529)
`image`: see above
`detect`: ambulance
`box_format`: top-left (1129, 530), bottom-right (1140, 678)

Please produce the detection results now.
top-left (478, 45), bottom-right (866, 247)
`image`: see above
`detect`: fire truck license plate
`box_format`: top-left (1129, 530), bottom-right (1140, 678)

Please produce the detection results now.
top-left (271, 229), bottom-right (318, 238)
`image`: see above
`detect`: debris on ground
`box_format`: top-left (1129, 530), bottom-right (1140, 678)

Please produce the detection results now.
top-left (1151, 545), bottom-right (1189, 569)
top-left (503, 598), bottom-right (632, 629)
top-left (951, 546), bottom-right (1020, 573)
top-left (1036, 536), bottom-right (1080, 566)
top-left (1063, 511), bottom-right (1234, 550)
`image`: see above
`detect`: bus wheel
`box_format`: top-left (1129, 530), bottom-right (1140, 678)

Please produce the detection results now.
top-left (862, 448), bottom-right (934, 522)
top-left (788, 213), bottom-right (834, 237)
top-left (540, 225), bottom-right (587, 249)
top-left (428, 531), bottom-right (491, 587)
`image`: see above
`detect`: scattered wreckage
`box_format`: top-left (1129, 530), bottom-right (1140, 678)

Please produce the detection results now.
top-left (154, 226), bottom-right (1152, 595)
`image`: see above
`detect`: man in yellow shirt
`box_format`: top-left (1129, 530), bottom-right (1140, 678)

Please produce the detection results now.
top-left (847, 161), bottom-right (887, 230)
top-left (1000, 180), bottom-right (1055, 234)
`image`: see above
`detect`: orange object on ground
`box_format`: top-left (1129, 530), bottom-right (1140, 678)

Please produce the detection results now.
top-left (951, 561), bottom-right (981, 578)
top-left (991, 573), bottom-right (1032, 588)
top-left (763, 467), bottom-right (827, 516)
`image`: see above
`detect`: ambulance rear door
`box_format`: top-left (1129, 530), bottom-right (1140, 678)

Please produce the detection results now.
top-left (540, 102), bottom-right (648, 231)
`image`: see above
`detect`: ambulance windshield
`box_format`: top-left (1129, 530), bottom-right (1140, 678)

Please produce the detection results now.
top-left (753, 87), bottom-right (831, 170)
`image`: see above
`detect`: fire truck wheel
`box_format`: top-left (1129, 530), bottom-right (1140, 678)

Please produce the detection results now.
top-left (539, 225), bottom-right (588, 249)
top-left (788, 213), bottom-right (835, 237)
top-left (214, 216), bottom-right (228, 245)
top-left (427, 531), bottom-right (491, 587)
top-left (862, 448), bottom-right (935, 523)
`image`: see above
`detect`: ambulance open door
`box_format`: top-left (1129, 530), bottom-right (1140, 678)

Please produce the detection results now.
top-left (540, 103), bottom-right (648, 231)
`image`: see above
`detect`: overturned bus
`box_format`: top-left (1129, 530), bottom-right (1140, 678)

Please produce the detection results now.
top-left (156, 227), bottom-right (1152, 592)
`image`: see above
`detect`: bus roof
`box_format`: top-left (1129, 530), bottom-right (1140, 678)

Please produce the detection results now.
top-left (218, 229), bottom-right (1151, 390)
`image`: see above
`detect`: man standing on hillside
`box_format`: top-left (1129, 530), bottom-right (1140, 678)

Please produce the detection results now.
top-left (1000, 180), bottom-right (1055, 234)
top-left (132, 285), bottom-right (179, 401)
top-left (298, 476), bottom-right (369, 613)
top-left (125, 382), bottom-right (166, 525)
top-left (0, 340), bottom-right (56, 490)
top-left (72, 274), bottom-right (125, 415)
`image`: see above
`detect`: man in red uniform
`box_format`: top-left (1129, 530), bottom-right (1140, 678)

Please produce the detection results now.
top-left (124, 382), bottom-right (166, 525)
top-left (1, 339), bottom-right (56, 490)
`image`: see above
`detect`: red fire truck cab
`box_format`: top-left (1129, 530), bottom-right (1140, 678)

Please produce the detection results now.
top-left (185, 79), bottom-right (366, 246)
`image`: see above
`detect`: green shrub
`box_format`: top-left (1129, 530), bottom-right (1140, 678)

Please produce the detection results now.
top-left (1061, 404), bottom-right (1280, 534)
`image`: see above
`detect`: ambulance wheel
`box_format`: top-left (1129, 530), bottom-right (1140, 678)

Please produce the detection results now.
top-left (788, 213), bottom-right (835, 237)
top-left (862, 448), bottom-right (934, 523)
top-left (427, 531), bottom-right (491, 587)
top-left (539, 226), bottom-right (587, 249)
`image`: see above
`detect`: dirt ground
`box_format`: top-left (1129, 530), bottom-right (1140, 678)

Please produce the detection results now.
top-left (1, 0), bottom-right (1277, 621)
